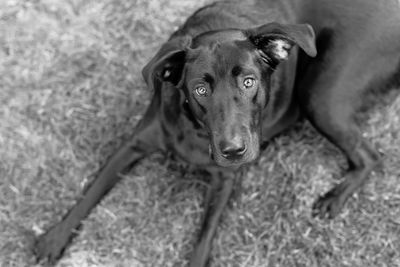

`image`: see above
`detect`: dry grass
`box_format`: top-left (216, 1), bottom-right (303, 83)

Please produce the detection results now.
top-left (1, 0), bottom-right (400, 266)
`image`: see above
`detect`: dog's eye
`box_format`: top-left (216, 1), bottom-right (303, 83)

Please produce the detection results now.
top-left (195, 85), bottom-right (208, 97)
top-left (243, 77), bottom-right (256, 89)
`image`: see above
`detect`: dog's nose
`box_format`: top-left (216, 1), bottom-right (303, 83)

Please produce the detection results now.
top-left (220, 140), bottom-right (246, 159)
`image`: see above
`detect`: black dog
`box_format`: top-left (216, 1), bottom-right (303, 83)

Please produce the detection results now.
top-left (34, 0), bottom-right (400, 266)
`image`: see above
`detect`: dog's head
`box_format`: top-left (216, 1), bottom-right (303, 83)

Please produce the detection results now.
top-left (143, 22), bottom-right (316, 167)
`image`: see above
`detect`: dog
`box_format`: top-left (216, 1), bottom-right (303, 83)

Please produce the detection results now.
top-left (34, 0), bottom-right (400, 266)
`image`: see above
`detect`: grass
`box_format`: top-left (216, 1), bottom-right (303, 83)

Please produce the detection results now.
top-left (1, 0), bottom-right (400, 266)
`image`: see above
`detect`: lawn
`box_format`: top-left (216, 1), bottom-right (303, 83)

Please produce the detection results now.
top-left (1, 0), bottom-right (400, 266)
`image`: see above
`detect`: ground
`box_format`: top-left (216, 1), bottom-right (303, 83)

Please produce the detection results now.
top-left (1, 0), bottom-right (400, 266)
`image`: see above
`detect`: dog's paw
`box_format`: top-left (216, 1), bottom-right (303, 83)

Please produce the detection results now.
top-left (312, 185), bottom-right (347, 219)
top-left (33, 224), bottom-right (71, 265)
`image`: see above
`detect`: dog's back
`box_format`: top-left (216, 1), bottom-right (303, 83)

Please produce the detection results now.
top-left (177, 0), bottom-right (400, 37)
top-left (176, 0), bottom-right (400, 81)
top-left (299, 0), bottom-right (400, 99)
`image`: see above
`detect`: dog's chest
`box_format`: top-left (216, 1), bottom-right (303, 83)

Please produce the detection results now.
top-left (161, 106), bottom-right (213, 166)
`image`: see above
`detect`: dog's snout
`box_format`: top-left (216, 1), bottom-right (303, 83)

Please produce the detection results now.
top-left (219, 139), bottom-right (246, 159)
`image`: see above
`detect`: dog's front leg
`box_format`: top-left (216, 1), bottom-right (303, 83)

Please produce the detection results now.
top-left (189, 170), bottom-right (236, 267)
top-left (34, 118), bottom-right (162, 264)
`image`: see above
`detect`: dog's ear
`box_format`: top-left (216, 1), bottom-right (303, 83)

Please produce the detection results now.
top-left (142, 35), bottom-right (191, 90)
top-left (245, 22), bottom-right (316, 68)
